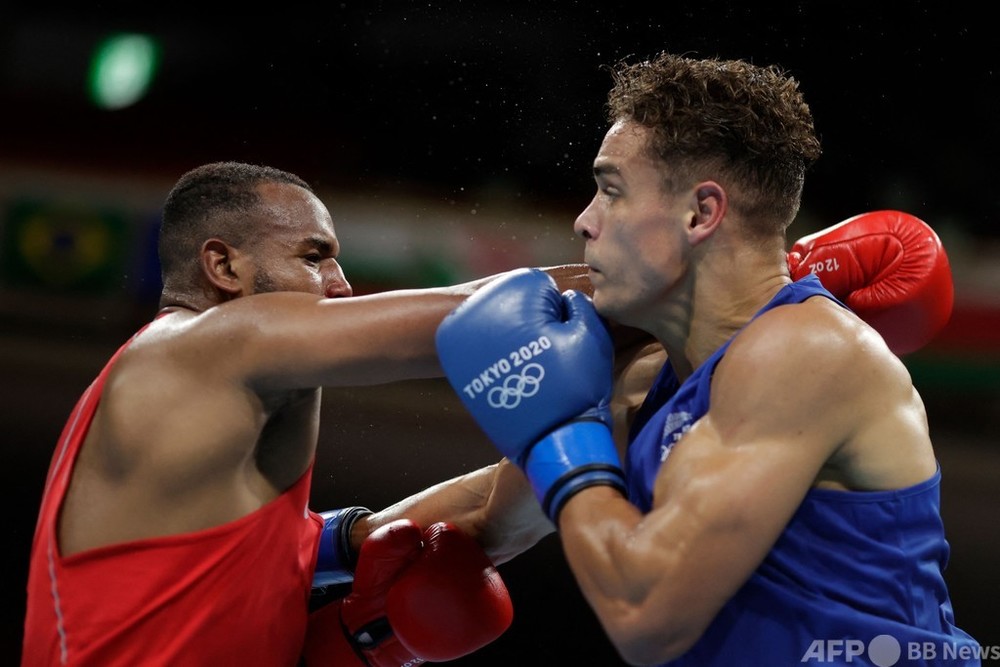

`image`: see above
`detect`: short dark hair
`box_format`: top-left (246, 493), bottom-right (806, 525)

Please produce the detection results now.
top-left (159, 161), bottom-right (312, 280)
top-left (605, 52), bottom-right (822, 230)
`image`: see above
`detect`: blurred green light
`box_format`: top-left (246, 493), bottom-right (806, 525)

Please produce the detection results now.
top-left (88, 33), bottom-right (160, 110)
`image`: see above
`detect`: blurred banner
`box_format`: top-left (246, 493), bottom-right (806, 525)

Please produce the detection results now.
top-left (1, 199), bottom-right (131, 294)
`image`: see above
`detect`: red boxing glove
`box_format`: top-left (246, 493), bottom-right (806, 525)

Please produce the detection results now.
top-left (301, 520), bottom-right (513, 666)
top-left (387, 522), bottom-right (514, 661)
top-left (301, 520), bottom-right (424, 667)
top-left (788, 210), bottom-right (954, 356)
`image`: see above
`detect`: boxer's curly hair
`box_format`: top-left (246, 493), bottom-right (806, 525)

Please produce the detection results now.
top-left (605, 52), bottom-right (822, 232)
top-left (158, 161), bottom-right (311, 281)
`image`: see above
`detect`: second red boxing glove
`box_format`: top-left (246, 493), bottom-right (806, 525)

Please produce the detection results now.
top-left (301, 520), bottom-right (424, 667)
top-left (787, 210), bottom-right (954, 356)
top-left (302, 520), bottom-right (513, 666)
top-left (387, 522), bottom-right (514, 662)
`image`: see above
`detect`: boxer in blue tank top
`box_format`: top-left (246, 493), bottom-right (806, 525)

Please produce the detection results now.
top-left (435, 51), bottom-right (980, 667)
top-left (625, 275), bottom-right (979, 665)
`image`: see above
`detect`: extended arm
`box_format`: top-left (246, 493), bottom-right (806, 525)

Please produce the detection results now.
top-left (172, 264), bottom-right (594, 394)
top-left (363, 459), bottom-right (551, 564)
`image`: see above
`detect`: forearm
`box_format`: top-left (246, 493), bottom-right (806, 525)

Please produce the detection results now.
top-left (557, 488), bottom-right (697, 665)
top-left (248, 265), bottom-right (590, 391)
top-left (374, 263), bottom-right (592, 382)
top-left (540, 263), bottom-right (592, 296)
top-left (356, 460), bottom-right (553, 565)
top-left (457, 263), bottom-right (590, 301)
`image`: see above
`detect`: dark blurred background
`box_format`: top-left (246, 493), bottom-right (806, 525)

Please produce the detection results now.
top-left (3, 2), bottom-right (998, 664)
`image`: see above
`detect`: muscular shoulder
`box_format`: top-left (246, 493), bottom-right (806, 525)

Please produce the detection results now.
top-left (132, 294), bottom-right (321, 378)
top-left (713, 295), bottom-right (932, 487)
top-left (97, 300), bottom-right (319, 480)
top-left (147, 296), bottom-right (305, 359)
top-left (103, 309), bottom-right (264, 444)
top-left (712, 297), bottom-right (910, 448)
top-left (726, 295), bottom-right (898, 389)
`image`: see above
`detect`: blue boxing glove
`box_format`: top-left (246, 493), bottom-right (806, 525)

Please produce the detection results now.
top-left (435, 268), bottom-right (626, 522)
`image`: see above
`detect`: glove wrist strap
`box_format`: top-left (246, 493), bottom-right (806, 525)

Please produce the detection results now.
top-left (313, 506), bottom-right (374, 588)
top-left (523, 419), bottom-right (626, 523)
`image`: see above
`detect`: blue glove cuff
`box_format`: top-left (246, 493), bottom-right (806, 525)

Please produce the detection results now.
top-left (523, 420), bottom-right (626, 523)
top-left (312, 506), bottom-right (373, 589)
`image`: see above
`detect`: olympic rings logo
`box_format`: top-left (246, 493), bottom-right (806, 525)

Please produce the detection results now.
top-left (487, 363), bottom-right (545, 409)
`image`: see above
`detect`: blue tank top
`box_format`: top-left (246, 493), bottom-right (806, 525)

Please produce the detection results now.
top-left (626, 274), bottom-right (981, 666)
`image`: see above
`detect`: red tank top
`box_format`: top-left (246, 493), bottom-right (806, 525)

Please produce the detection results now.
top-left (22, 325), bottom-right (325, 666)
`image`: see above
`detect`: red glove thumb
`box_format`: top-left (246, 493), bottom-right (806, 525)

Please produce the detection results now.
top-left (301, 519), bottom-right (424, 667)
top-left (788, 210), bottom-right (954, 356)
top-left (344, 520), bottom-right (423, 654)
top-left (386, 522), bottom-right (514, 662)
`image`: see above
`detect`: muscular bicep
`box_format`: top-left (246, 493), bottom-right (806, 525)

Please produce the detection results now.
top-left (643, 304), bottom-right (859, 634)
top-left (558, 380), bottom-right (837, 662)
top-left (604, 309), bottom-right (857, 646)
top-left (560, 303), bottom-right (868, 661)
top-left (642, 409), bottom-right (827, 631)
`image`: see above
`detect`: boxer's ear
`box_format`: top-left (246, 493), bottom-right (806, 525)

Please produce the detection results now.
top-left (687, 181), bottom-right (726, 246)
top-left (201, 238), bottom-right (244, 298)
